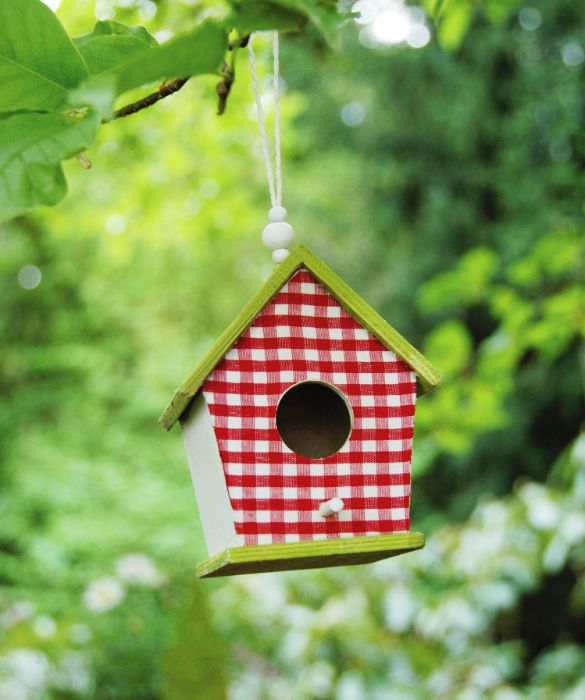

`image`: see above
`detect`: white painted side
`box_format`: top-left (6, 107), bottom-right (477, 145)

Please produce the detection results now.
top-left (181, 393), bottom-right (239, 556)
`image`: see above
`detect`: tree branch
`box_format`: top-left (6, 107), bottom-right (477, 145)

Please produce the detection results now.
top-left (108, 34), bottom-right (248, 121)
top-left (111, 77), bottom-right (190, 120)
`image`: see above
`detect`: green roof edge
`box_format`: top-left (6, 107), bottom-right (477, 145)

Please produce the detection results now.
top-left (159, 244), bottom-right (441, 430)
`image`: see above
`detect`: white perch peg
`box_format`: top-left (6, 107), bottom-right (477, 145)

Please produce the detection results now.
top-left (319, 497), bottom-right (345, 518)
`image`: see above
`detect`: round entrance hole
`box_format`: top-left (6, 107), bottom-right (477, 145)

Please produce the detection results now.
top-left (276, 381), bottom-right (353, 459)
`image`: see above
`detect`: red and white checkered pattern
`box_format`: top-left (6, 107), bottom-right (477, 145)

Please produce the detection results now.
top-left (202, 269), bottom-right (417, 545)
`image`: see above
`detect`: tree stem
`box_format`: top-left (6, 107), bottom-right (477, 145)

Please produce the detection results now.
top-left (111, 77), bottom-right (190, 120)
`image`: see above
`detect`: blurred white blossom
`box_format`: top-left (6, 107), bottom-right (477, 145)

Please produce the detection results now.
top-left (299, 661), bottom-right (334, 697)
top-left (32, 616), bottom-right (57, 639)
top-left (52, 651), bottom-right (92, 694)
top-left (469, 663), bottom-right (502, 689)
top-left (337, 670), bottom-right (366, 700)
top-left (384, 585), bottom-right (418, 632)
top-left (115, 553), bottom-right (165, 587)
top-left (0, 602), bottom-right (35, 630)
top-left (558, 510), bottom-right (585, 545)
top-left (520, 483), bottom-right (562, 531)
top-left (493, 688), bottom-right (524, 700)
top-left (0, 648), bottom-right (50, 695)
top-left (82, 577), bottom-right (125, 613)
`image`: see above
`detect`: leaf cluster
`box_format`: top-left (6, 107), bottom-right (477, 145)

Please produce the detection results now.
top-left (0, 0), bottom-right (346, 223)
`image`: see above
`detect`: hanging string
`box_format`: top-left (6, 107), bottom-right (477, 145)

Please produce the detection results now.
top-left (248, 32), bottom-right (294, 263)
top-left (272, 32), bottom-right (282, 208)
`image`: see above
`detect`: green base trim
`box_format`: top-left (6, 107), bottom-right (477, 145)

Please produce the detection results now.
top-left (196, 532), bottom-right (425, 578)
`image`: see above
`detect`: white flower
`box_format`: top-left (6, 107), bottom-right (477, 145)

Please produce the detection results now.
top-left (0, 679), bottom-right (29, 700)
top-left (570, 432), bottom-right (585, 465)
top-left (0, 648), bottom-right (50, 691)
top-left (493, 688), bottom-right (524, 700)
top-left (279, 629), bottom-right (310, 664)
top-left (559, 510), bottom-right (585, 545)
top-left (299, 661), bottom-right (334, 698)
top-left (384, 585), bottom-right (418, 633)
top-left (0, 602), bottom-right (35, 630)
top-left (426, 669), bottom-right (453, 695)
top-left (414, 596), bottom-right (486, 643)
top-left (469, 663), bottom-right (502, 689)
top-left (520, 483), bottom-right (561, 531)
top-left (115, 554), bottom-right (165, 587)
top-left (337, 671), bottom-right (366, 700)
top-left (33, 615), bottom-right (57, 639)
top-left (52, 651), bottom-right (92, 694)
top-left (82, 577), bottom-right (126, 613)
top-left (543, 536), bottom-right (570, 573)
top-left (568, 678), bottom-right (585, 700)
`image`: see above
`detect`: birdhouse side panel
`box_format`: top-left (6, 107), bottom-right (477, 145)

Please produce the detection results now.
top-left (202, 268), bottom-right (417, 546)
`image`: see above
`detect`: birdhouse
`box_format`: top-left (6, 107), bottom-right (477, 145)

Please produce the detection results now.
top-left (160, 245), bottom-right (440, 577)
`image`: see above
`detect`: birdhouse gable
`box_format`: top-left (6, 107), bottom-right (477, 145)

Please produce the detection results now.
top-left (159, 244), bottom-right (441, 431)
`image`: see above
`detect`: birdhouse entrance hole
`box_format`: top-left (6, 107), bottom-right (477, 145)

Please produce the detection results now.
top-left (276, 381), bottom-right (353, 459)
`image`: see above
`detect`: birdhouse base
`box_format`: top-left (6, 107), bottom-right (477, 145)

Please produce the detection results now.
top-left (196, 531), bottom-right (425, 578)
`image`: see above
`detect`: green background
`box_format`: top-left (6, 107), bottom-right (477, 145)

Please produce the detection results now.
top-left (1, 0), bottom-right (583, 698)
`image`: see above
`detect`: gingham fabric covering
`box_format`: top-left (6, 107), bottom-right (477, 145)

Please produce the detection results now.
top-left (202, 268), bottom-right (417, 545)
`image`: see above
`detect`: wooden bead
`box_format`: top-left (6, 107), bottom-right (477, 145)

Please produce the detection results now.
top-left (272, 248), bottom-right (290, 264)
top-left (269, 206), bottom-right (288, 222)
top-left (263, 221), bottom-right (294, 251)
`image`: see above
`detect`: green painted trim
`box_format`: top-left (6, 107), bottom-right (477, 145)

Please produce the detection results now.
top-left (299, 246), bottom-right (442, 393)
top-left (159, 244), bottom-right (441, 430)
top-left (197, 532), bottom-right (425, 577)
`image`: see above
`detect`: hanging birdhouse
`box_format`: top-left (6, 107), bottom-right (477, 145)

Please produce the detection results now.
top-left (160, 245), bottom-right (441, 577)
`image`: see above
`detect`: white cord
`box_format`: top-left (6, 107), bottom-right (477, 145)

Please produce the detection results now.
top-left (248, 33), bottom-right (282, 207)
top-left (248, 36), bottom-right (277, 207)
top-left (272, 32), bottom-right (282, 208)
top-left (248, 32), bottom-right (294, 263)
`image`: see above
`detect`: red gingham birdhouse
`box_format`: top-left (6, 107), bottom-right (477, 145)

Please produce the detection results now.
top-left (160, 245), bottom-right (441, 577)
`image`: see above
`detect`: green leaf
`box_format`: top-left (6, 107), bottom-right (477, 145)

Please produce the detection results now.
top-left (425, 320), bottom-right (473, 375)
top-left (161, 583), bottom-right (227, 700)
top-left (485, 0), bottom-right (518, 23)
top-left (116, 21), bottom-right (226, 95)
top-left (71, 20), bottom-right (227, 119)
top-left (268, 0), bottom-right (346, 47)
top-left (228, 1), bottom-right (307, 36)
top-left (0, 0), bottom-right (88, 111)
top-left (435, 0), bottom-right (474, 50)
top-left (0, 109), bottom-right (101, 222)
top-left (74, 21), bottom-right (158, 75)
top-left (228, 0), bottom-right (345, 46)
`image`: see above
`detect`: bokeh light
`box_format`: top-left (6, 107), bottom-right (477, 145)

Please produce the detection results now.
top-left (40, 0), bottom-right (62, 10)
top-left (354, 0), bottom-right (431, 49)
top-left (17, 265), bottom-right (42, 290)
top-left (562, 41), bottom-right (585, 67)
top-left (519, 7), bottom-right (542, 31)
top-left (105, 213), bottom-right (126, 235)
top-left (340, 101), bottom-right (366, 127)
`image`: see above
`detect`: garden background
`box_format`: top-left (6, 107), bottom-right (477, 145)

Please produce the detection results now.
top-left (1, 0), bottom-right (584, 698)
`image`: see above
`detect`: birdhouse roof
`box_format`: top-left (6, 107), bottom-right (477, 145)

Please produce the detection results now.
top-left (159, 244), bottom-right (441, 430)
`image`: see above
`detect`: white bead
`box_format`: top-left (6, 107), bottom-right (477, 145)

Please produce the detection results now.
top-left (272, 248), bottom-right (289, 264)
top-left (269, 206), bottom-right (287, 222)
top-left (262, 221), bottom-right (294, 251)
top-left (319, 497), bottom-right (345, 518)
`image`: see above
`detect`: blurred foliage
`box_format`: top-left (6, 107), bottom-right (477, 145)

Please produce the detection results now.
top-left (1, 0), bottom-right (584, 698)
top-left (421, 0), bottom-right (524, 50)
